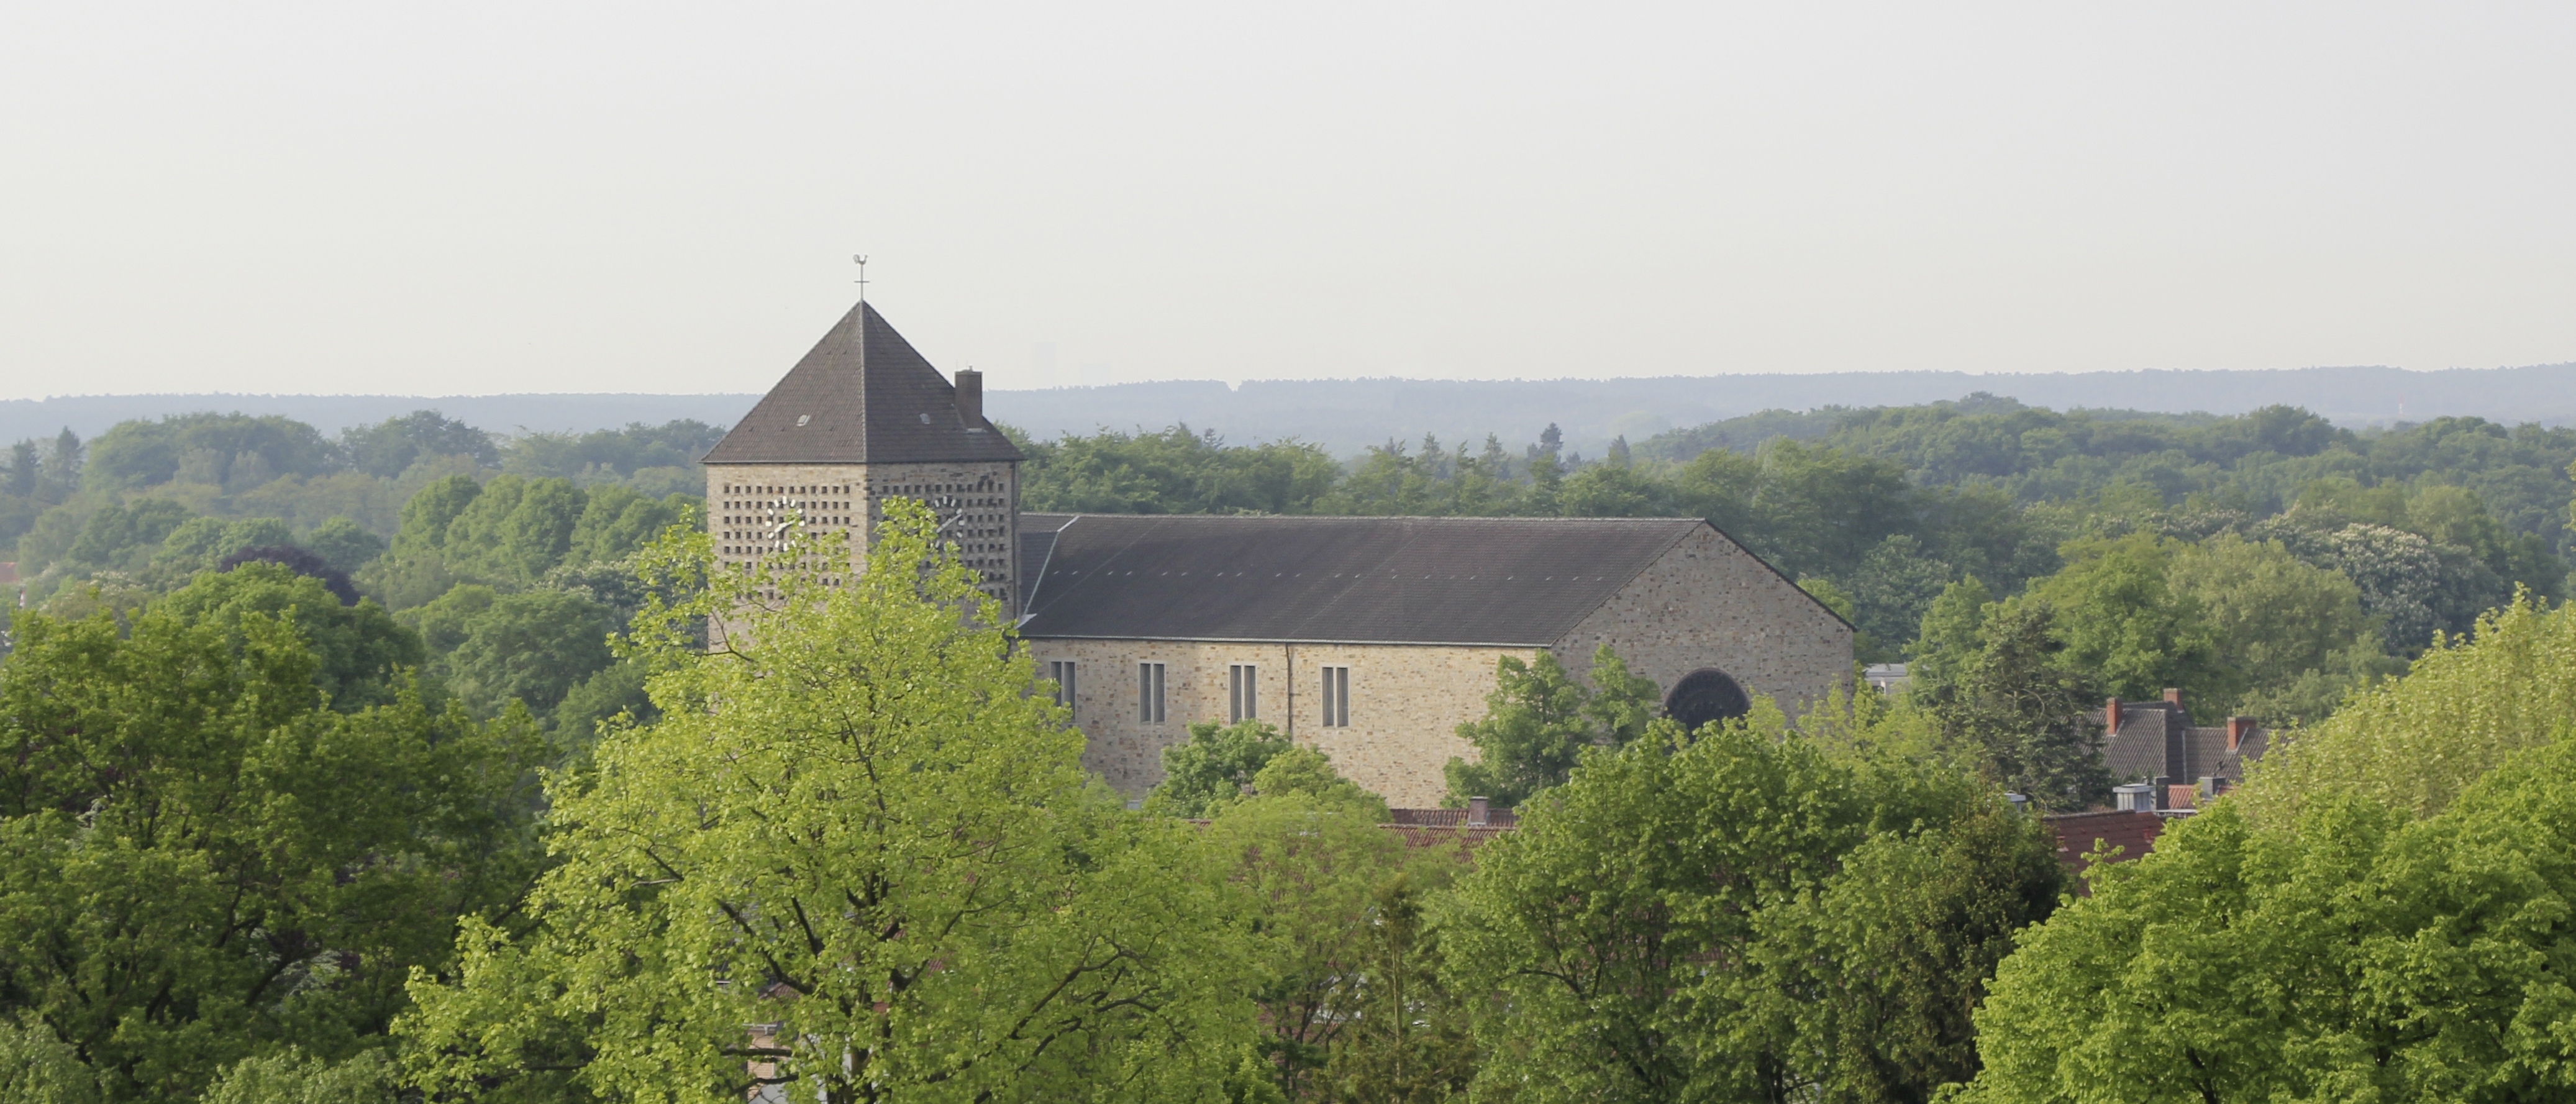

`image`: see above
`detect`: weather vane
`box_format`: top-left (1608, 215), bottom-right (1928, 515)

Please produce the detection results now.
top-left (852, 255), bottom-right (870, 303)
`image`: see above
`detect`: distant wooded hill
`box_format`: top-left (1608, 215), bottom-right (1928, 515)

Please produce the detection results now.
top-left (9, 361), bottom-right (2575, 457)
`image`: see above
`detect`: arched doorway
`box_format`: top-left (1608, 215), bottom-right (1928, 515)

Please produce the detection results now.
top-left (1665, 668), bottom-right (1752, 733)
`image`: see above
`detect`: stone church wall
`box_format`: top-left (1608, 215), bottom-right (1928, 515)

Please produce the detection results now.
top-left (1023, 637), bottom-right (1531, 810)
top-left (1550, 525), bottom-right (1854, 724)
top-left (1031, 526), bottom-right (1854, 811)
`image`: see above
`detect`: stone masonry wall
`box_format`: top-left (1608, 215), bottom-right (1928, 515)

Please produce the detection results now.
top-left (1551, 525), bottom-right (1854, 723)
top-left (1023, 637), bottom-right (1531, 810)
top-left (1029, 526), bottom-right (1853, 810)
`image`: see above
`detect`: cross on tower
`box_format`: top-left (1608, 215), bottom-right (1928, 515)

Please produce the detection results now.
top-left (852, 255), bottom-right (870, 302)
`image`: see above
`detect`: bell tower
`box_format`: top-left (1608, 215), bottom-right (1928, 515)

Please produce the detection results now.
top-left (701, 301), bottom-right (1026, 615)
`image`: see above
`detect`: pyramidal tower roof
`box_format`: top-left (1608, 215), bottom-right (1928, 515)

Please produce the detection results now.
top-left (702, 301), bottom-right (1024, 465)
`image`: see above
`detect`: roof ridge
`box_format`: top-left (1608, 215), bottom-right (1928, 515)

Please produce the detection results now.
top-left (703, 301), bottom-right (1024, 466)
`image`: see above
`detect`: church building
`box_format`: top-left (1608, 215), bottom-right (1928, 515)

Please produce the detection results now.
top-left (703, 302), bottom-right (1855, 808)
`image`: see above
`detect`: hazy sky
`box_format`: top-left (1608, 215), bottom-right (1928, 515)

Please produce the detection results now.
top-left (4, 2), bottom-right (2572, 400)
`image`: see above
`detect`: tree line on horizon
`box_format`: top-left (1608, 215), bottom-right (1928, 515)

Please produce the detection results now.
top-left (1011, 396), bottom-right (2574, 726)
top-left (9, 395), bottom-right (2574, 736)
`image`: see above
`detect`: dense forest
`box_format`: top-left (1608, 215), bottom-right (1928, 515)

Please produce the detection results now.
top-left (1, 411), bottom-right (719, 741)
top-left (4, 396), bottom-right (2575, 1102)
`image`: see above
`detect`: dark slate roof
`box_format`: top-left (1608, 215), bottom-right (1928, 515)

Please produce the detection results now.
top-left (702, 301), bottom-right (1024, 465)
top-left (1014, 513), bottom-right (1728, 646)
top-left (2098, 697), bottom-right (2271, 783)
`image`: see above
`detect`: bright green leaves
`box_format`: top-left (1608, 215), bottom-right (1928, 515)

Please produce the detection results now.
top-left (0, 594), bottom-right (545, 1103)
top-left (1438, 714), bottom-right (2056, 1103)
top-left (1444, 644), bottom-right (1664, 810)
top-left (400, 503), bottom-right (1258, 1103)
top-left (1961, 596), bottom-right (2576, 1103)
top-left (1149, 719), bottom-right (1294, 818)
top-left (1965, 742), bottom-right (2576, 1104)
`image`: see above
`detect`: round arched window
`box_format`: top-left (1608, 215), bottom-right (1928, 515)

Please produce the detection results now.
top-left (1665, 668), bottom-right (1752, 733)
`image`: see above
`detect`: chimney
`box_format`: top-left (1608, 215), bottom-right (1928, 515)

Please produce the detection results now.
top-left (2162, 688), bottom-right (2183, 706)
top-left (2113, 783), bottom-right (2156, 813)
top-left (2105, 697), bottom-right (2123, 736)
top-left (2226, 716), bottom-right (2251, 752)
top-left (954, 369), bottom-right (984, 426)
top-left (1467, 796), bottom-right (1490, 827)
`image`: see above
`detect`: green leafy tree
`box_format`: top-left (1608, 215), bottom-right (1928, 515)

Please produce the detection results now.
top-left (63, 498), bottom-right (194, 568)
top-left (0, 1016), bottom-right (101, 1104)
top-left (1324, 872), bottom-right (1478, 1104)
top-left (201, 1049), bottom-right (398, 1104)
top-left (1249, 746), bottom-right (1389, 820)
top-left (1844, 534), bottom-right (1957, 657)
top-left (1439, 709), bottom-right (2054, 1103)
top-left (84, 413), bottom-right (337, 491)
top-left (548, 659), bottom-right (659, 750)
top-left (339, 410), bottom-right (497, 478)
top-left (1929, 600), bottom-right (2109, 810)
top-left (439, 590), bottom-right (618, 722)
top-left (398, 504), bottom-right (1258, 1102)
top-left (565, 484), bottom-right (694, 567)
top-left (1205, 784), bottom-right (1414, 1098)
top-left (1725, 807), bottom-right (2061, 1103)
top-left (304, 516), bottom-right (389, 574)
top-left (390, 474), bottom-right (483, 556)
top-left (2234, 593), bottom-right (2576, 827)
top-left (1443, 645), bottom-right (1660, 809)
top-left (1961, 739), bottom-right (2576, 1103)
top-left (1149, 718), bottom-right (1294, 818)
top-left (154, 562), bottom-right (426, 712)
top-left (440, 475), bottom-right (588, 585)
top-left (1908, 575), bottom-right (1994, 695)
top-left (0, 598), bottom-right (543, 1102)
top-left (1557, 462), bottom-right (1667, 518)
top-left (2024, 533), bottom-right (2221, 702)
top-left (2164, 534), bottom-right (2395, 724)
top-left (498, 420), bottom-right (724, 481)
top-left (1019, 424), bottom-right (1344, 516)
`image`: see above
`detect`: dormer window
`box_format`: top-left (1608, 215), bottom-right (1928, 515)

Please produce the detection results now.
top-left (796, 414), bottom-right (811, 426)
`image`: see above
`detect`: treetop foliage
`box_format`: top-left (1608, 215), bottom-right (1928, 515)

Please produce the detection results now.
top-left (399, 503), bottom-right (1257, 1103)
top-left (1440, 706), bottom-right (2061, 1102)
top-left (1964, 736), bottom-right (2576, 1103)
top-left (2234, 593), bottom-right (2576, 826)
top-left (1443, 644), bottom-right (1662, 810)
top-left (0, 588), bottom-right (545, 1103)
top-left (1147, 718), bottom-right (1293, 818)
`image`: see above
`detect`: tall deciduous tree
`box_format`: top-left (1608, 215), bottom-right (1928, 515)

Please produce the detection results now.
top-left (0, 595), bottom-right (544, 1102)
top-left (2024, 533), bottom-right (2221, 703)
top-left (1148, 718), bottom-right (1294, 818)
top-left (1442, 644), bottom-right (1661, 810)
top-left (1439, 708), bottom-right (2057, 1103)
top-left (1963, 741), bottom-right (2576, 1103)
top-left (1204, 787), bottom-right (1413, 1099)
top-left (1324, 872), bottom-right (1478, 1104)
top-left (1929, 601), bottom-right (2109, 810)
top-left (399, 503), bottom-right (1258, 1103)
